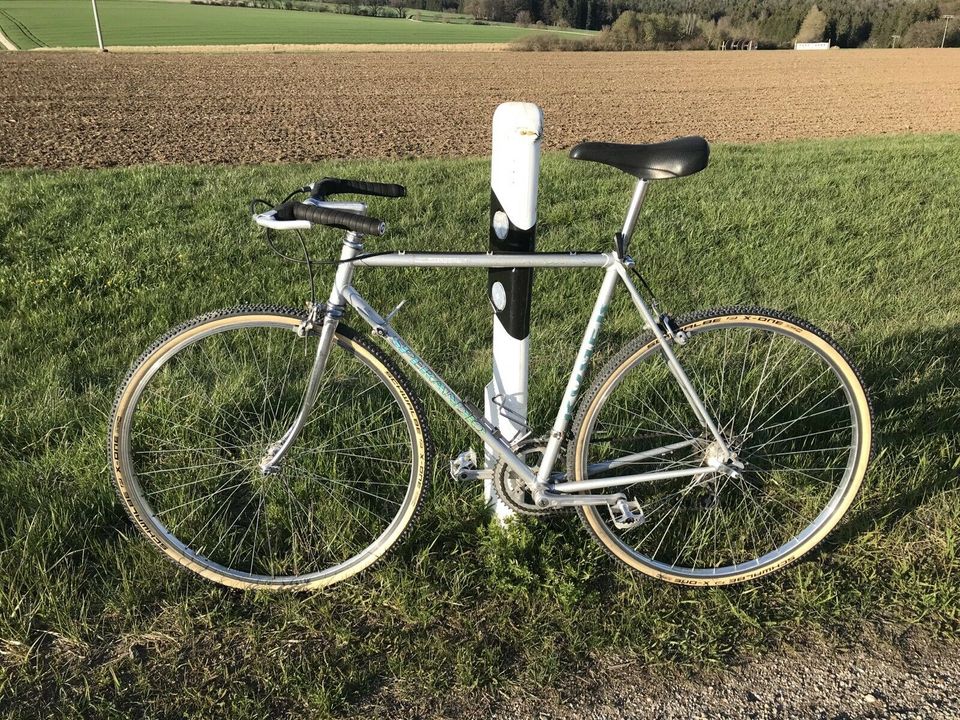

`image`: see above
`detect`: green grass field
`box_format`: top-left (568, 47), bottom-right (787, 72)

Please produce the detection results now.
top-left (0, 135), bottom-right (958, 716)
top-left (0, 0), bottom-right (569, 48)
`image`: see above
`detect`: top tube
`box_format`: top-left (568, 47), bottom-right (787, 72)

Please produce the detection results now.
top-left (354, 251), bottom-right (615, 269)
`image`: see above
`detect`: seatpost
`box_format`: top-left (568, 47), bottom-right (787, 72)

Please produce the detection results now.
top-left (618, 179), bottom-right (650, 253)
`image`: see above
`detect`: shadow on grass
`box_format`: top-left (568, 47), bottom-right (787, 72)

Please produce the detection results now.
top-left (828, 322), bottom-right (960, 546)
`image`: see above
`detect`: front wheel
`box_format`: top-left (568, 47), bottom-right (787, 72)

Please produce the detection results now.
top-left (569, 307), bottom-right (872, 586)
top-left (109, 305), bottom-right (432, 591)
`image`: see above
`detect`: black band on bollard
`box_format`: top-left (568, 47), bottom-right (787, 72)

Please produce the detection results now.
top-left (488, 189), bottom-right (536, 341)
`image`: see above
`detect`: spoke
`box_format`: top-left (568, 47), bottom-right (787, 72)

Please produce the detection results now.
top-left (192, 336), bottom-right (271, 444)
top-left (337, 441), bottom-right (411, 453)
top-left (752, 445), bottom-right (849, 458)
top-left (302, 379), bottom-right (384, 437)
top-left (270, 333), bottom-right (302, 431)
top-left (142, 464), bottom-right (251, 496)
top-left (329, 420), bottom-right (408, 446)
top-left (137, 459), bottom-right (247, 476)
top-left (310, 477), bottom-right (382, 543)
top-left (648, 490), bottom-right (689, 562)
top-left (687, 364), bottom-right (723, 439)
top-left (320, 400), bottom-right (398, 447)
top-left (154, 472), bottom-right (248, 517)
top-left (747, 366), bottom-right (832, 441)
top-left (175, 475), bottom-right (249, 541)
top-left (286, 467), bottom-right (402, 508)
top-left (136, 410), bottom-right (249, 456)
top-left (645, 360), bottom-right (699, 441)
top-left (754, 403), bottom-right (850, 434)
top-left (729, 329), bottom-right (755, 435)
top-left (248, 492), bottom-right (265, 575)
top-left (742, 334), bottom-right (793, 432)
top-left (724, 479), bottom-right (765, 564)
top-left (134, 445), bottom-right (239, 457)
top-left (244, 330), bottom-right (272, 435)
top-left (746, 460), bottom-right (844, 488)
top-left (750, 388), bottom-right (848, 453)
top-left (730, 474), bottom-right (784, 553)
top-left (606, 402), bottom-right (694, 441)
top-left (162, 473), bottom-right (243, 535)
top-left (281, 472), bottom-right (302, 576)
top-left (134, 443), bottom-right (244, 470)
top-left (736, 336), bottom-right (811, 434)
top-left (209, 485), bottom-right (263, 563)
top-left (754, 424), bottom-right (852, 447)
top-left (673, 507), bottom-right (715, 569)
top-left (629, 483), bottom-right (694, 547)
top-left (716, 327), bottom-right (729, 417)
top-left (736, 473), bottom-right (813, 526)
top-left (324, 449), bottom-right (411, 466)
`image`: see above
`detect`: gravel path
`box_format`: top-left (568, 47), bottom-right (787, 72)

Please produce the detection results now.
top-left (0, 25), bottom-right (17, 51)
top-left (490, 637), bottom-right (960, 719)
top-left (356, 633), bottom-right (960, 719)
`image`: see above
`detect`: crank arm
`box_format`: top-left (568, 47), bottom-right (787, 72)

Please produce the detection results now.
top-left (533, 489), bottom-right (627, 509)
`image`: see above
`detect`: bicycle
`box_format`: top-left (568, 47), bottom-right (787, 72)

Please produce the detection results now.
top-left (108, 136), bottom-right (873, 591)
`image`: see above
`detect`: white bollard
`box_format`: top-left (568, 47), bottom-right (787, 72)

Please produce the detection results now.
top-left (484, 102), bottom-right (543, 521)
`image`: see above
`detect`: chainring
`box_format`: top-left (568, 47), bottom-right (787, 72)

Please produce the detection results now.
top-left (492, 440), bottom-right (570, 516)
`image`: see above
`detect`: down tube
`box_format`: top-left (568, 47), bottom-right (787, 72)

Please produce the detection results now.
top-left (341, 286), bottom-right (538, 487)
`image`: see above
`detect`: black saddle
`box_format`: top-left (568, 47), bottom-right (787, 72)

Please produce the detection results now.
top-left (569, 136), bottom-right (709, 180)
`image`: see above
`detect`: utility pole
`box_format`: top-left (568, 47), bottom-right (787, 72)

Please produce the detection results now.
top-left (91, 0), bottom-right (106, 51)
top-left (943, 15), bottom-right (955, 49)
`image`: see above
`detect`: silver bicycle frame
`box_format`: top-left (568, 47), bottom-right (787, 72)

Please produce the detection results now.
top-left (258, 179), bottom-right (732, 506)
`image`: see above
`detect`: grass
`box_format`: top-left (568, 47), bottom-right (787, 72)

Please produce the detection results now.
top-left (0, 0), bottom-right (573, 48)
top-left (0, 134), bottom-right (958, 716)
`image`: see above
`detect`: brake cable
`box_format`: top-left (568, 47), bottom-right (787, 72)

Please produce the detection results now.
top-left (250, 195), bottom-right (393, 308)
top-left (628, 265), bottom-right (687, 344)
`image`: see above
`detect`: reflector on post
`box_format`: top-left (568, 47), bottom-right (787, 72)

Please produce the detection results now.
top-left (484, 102), bottom-right (543, 521)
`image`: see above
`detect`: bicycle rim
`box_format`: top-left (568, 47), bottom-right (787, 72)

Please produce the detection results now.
top-left (571, 308), bottom-right (872, 585)
top-left (109, 307), bottom-right (429, 590)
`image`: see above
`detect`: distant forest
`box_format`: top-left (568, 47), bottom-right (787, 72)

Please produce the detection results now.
top-left (419, 0), bottom-right (960, 47)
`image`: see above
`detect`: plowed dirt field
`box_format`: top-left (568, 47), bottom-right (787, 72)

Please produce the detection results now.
top-left (1, 48), bottom-right (958, 169)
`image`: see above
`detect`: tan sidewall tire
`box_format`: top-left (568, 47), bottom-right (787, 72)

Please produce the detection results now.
top-left (108, 308), bottom-right (430, 591)
top-left (573, 309), bottom-right (872, 586)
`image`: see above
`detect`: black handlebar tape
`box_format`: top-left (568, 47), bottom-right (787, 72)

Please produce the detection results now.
top-left (311, 177), bottom-right (407, 199)
top-left (276, 201), bottom-right (386, 236)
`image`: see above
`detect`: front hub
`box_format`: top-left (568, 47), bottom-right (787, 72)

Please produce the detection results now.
top-left (259, 441), bottom-right (285, 475)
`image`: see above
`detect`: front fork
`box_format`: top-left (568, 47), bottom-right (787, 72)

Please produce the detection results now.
top-left (258, 233), bottom-right (362, 474)
top-left (258, 304), bottom-right (342, 474)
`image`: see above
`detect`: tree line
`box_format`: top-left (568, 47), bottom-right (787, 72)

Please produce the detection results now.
top-left (449, 0), bottom-right (960, 47)
top-left (191, 0), bottom-right (960, 47)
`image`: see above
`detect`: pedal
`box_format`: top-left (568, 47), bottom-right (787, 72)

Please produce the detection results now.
top-left (608, 498), bottom-right (645, 530)
top-left (450, 449), bottom-right (479, 481)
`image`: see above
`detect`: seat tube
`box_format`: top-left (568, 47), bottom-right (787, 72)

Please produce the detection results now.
top-left (534, 264), bottom-right (620, 490)
top-left (259, 233), bottom-right (361, 472)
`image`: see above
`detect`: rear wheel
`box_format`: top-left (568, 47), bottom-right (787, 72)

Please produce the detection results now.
top-left (569, 307), bottom-right (872, 585)
top-left (109, 305), bottom-right (432, 591)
